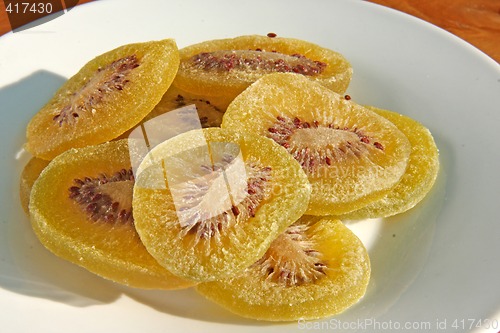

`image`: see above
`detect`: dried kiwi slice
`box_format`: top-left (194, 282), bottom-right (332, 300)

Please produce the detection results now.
top-left (29, 140), bottom-right (194, 289)
top-left (196, 217), bottom-right (370, 321)
top-left (20, 157), bottom-right (50, 214)
top-left (340, 106), bottom-right (440, 219)
top-left (133, 128), bottom-right (311, 282)
top-left (222, 73), bottom-right (411, 215)
top-left (26, 39), bottom-right (179, 160)
top-left (175, 34), bottom-right (352, 105)
top-left (147, 85), bottom-right (227, 127)
top-left (118, 84), bottom-right (226, 141)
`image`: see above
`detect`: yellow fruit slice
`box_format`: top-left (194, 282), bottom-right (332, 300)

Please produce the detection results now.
top-left (26, 39), bottom-right (179, 160)
top-left (118, 84), bottom-right (226, 141)
top-left (175, 34), bottom-right (352, 104)
top-left (29, 140), bottom-right (194, 289)
top-left (196, 217), bottom-right (370, 321)
top-left (340, 106), bottom-right (440, 219)
top-left (222, 73), bottom-right (411, 215)
top-left (147, 85), bottom-right (226, 128)
top-left (133, 128), bottom-right (311, 282)
top-left (19, 157), bottom-right (50, 214)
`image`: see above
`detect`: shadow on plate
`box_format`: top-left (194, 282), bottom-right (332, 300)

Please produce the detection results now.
top-left (340, 132), bottom-right (450, 326)
top-left (0, 71), bottom-right (121, 306)
top-left (121, 287), bottom-right (287, 326)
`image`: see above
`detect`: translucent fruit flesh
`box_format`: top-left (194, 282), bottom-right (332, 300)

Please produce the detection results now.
top-left (340, 107), bottom-right (440, 219)
top-left (19, 157), bottom-right (50, 214)
top-left (29, 140), bottom-right (195, 289)
top-left (117, 84), bottom-right (226, 140)
top-left (146, 85), bottom-right (226, 128)
top-left (132, 128), bottom-right (311, 282)
top-left (196, 217), bottom-right (370, 321)
top-left (175, 35), bottom-right (352, 105)
top-left (222, 73), bottom-right (411, 215)
top-left (26, 39), bottom-right (179, 160)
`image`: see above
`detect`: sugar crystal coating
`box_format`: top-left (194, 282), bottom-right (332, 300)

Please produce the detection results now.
top-left (26, 39), bottom-right (179, 160)
top-left (222, 73), bottom-right (411, 215)
top-left (133, 128), bottom-right (311, 282)
top-left (29, 140), bottom-right (195, 289)
top-left (196, 217), bottom-right (371, 321)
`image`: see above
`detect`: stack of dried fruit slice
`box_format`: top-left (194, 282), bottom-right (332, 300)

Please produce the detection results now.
top-left (199, 72), bottom-right (439, 320)
top-left (129, 127), bottom-right (371, 320)
top-left (19, 157), bottom-right (50, 214)
top-left (339, 106), bottom-right (440, 219)
top-left (121, 34), bottom-right (351, 137)
top-left (22, 39), bottom-right (192, 289)
top-left (19, 34), bottom-right (440, 323)
top-left (222, 73), bottom-right (414, 216)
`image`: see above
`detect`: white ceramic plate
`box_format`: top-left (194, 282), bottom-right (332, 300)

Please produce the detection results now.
top-left (1, 0), bottom-right (499, 332)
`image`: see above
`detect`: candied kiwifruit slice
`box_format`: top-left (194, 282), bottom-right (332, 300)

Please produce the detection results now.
top-left (26, 39), bottom-right (179, 160)
top-left (174, 34), bottom-right (352, 104)
top-left (340, 107), bottom-right (440, 219)
top-left (147, 85), bottom-right (227, 127)
top-left (222, 73), bottom-right (411, 215)
top-left (196, 217), bottom-right (370, 321)
top-left (118, 85), bottom-right (226, 141)
top-left (20, 157), bottom-right (50, 214)
top-left (29, 140), bottom-right (194, 289)
top-left (133, 128), bottom-right (311, 282)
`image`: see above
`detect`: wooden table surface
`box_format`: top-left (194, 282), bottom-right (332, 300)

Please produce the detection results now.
top-left (0, 0), bottom-right (499, 63)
